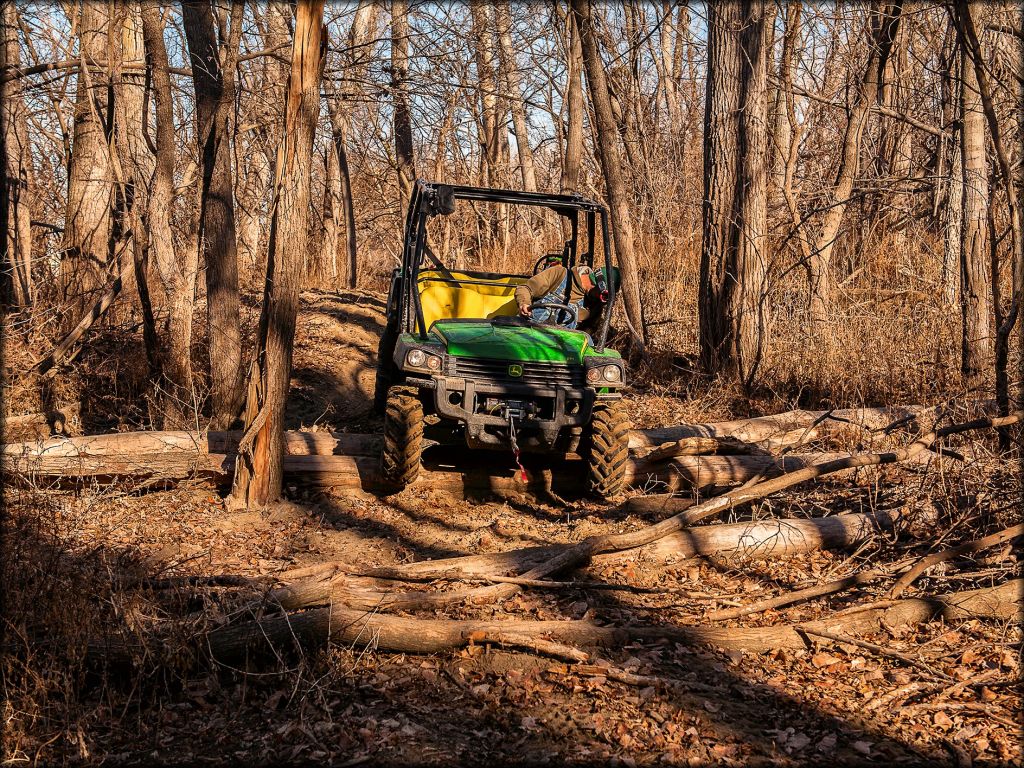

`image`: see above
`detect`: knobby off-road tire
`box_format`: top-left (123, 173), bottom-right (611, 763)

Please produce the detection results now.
top-left (381, 386), bottom-right (424, 487)
top-left (585, 399), bottom-right (631, 499)
top-left (373, 322), bottom-right (401, 414)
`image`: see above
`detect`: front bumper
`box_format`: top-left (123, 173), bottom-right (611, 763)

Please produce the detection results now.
top-left (405, 375), bottom-right (618, 451)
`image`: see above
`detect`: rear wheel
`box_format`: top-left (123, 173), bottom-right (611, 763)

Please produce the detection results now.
top-left (382, 385), bottom-right (423, 487)
top-left (585, 399), bottom-right (631, 499)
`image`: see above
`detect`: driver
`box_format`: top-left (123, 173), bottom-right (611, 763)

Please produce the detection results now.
top-left (515, 261), bottom-right (608, 330)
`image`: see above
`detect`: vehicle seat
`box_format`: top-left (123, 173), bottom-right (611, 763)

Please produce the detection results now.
top-left (417, 270), bottom-right (527, 328)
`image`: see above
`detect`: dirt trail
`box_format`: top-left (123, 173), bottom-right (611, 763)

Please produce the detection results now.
top-left (286, 289), bottom-right (387, 433)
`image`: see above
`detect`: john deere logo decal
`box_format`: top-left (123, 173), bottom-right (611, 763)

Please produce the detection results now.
top-left (508, 364), bottom-right (523, 377)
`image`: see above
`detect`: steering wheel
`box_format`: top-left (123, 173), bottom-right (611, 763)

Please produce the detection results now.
top-left (528, 301), bottom-right (578, 326)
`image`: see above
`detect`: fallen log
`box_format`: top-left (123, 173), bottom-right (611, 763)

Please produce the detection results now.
top-left (268, 511), bottom-right (895, 611)
top-left (0, 403), bottom-right (943, 462)
top-left (0, 430), bottom-right (380, 459)
top-left (0, 400), bottom-right (996, 492)
top-left (2, 432), bottom-right (863, 493)
top-left (628, 404), bottom-right (946, 449)
top-left (194, 579), bottom-right (1022, 661)
top-left (633, 435), bottom-right (767, 461)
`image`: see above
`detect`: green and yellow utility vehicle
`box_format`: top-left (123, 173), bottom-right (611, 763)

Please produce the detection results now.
top-left (374, 181), bottom-right (629, 498)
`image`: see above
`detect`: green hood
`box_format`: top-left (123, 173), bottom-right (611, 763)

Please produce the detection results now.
top-left (430, 320), bottom-right (590, 363)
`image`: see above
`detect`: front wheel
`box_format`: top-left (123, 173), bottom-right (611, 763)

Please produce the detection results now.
top-left (381, 385), bottom-right (423, 487)
top-left (585, 399), bottom-right (631, 499)
top-left (373, 321), bottom-right (401, 414)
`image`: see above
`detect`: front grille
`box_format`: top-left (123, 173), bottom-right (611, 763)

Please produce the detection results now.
top-left (452, 357), bottom-right (585, 388)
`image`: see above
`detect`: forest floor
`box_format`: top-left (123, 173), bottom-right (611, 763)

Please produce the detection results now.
top-left (3, 289), bottom-right (1021, 766)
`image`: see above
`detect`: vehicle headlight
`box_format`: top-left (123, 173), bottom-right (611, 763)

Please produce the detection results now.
top-left (405, 348), bottom-right (443, 371)
top-left (586, 364), bottom-right (623, 384)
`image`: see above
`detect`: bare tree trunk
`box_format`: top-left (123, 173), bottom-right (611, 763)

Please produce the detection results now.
top-left (390, 0), bottom-right (415, 210)
top-left (112, 3), bottom-right (148, 224)
top-left (469, 3), bottom-right (505, 250)
top-left (63, 0), bottom-right (115, 308)
top-left (495, 2), bottom-right (537, 193)
top-left (110, 3), bottom-right (158, 382)
top-left (0, 0), bottom-right (32, 306)
top-left (182, 0), bottom-right (245, 429)
top-left (559, 8), bottom-right (584, 195)
top-left (233, 2), bottom-right (290, 281)
top-left (943, 125), bottom-right (964, 307)
top-left (953, 0), bottom-right (1024, 426)
top-left (320, 113), bottom-right (342, 285)
top-left (699, 0), bottom-right (772, 383)
top-left (777, 2), bottom-right (814, 274)
top-left (876, 21), bottom-right (912, 236)
top-left (808, 2), bottom-right (903, 324)
top-left (571, 0), bottom-right (647, 352)
top-left (231, 0), bottom-right (325, 507)
top-left (771, 3), bottom-right (799, 210)
top-left (141, 2), bottom-right (200, 426)
top-left (322, 0), bottom-right (377, 289)
top-left (957, 36), bottom-right (992, 384)
top-left (470, 3), bottom-right (507, 183)
top-left (654, 0), bottom-right (679, 128)
top-left (940, 34), bottom-right (962, 307)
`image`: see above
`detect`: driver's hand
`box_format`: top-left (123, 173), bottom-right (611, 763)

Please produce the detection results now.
top-left (518, 301), bottom-right (531, 317)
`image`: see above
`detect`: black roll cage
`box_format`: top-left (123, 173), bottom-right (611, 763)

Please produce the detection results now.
top-left (395, 179), bottom-right (617, 352)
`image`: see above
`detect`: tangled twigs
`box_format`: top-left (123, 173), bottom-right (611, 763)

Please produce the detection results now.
top-left (888, 522), bottom-right (1024, 599)
top-left (707, 559), bottom-right (913, 621)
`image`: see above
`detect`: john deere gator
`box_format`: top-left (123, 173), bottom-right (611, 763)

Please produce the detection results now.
top-left (374, 181), bottom-right (630, 499)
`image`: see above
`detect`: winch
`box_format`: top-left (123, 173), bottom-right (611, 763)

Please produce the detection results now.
top-left (485, 398), bottom-right (539, 420)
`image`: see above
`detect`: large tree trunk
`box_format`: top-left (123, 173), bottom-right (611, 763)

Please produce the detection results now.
top-left (141, 3), bottom-right (200, 427)
top-left (63, 0), bottom-right (115, 309)
top-left (110, 2), bottom-right (155, 376)
top-left (390, 0), bottom-right (415, 211)
top-left (571, 0), bottom-right (647, 352)
top-left (699, 0), bottom-right (772, 383)
top-left (952, 1), bottom-right (1022, 423)
top-left (182, 0), bottom-right (246, 429)
top-left (559, 8), bottom-right (584, 196)
top-left (807, 2), bottom-right (903, 324)
top-left (957, 35), bottom-right (992, 385)
top-left (495, 1), bottom-right (537, 193)
top-left (231, 0), bottom-right (325, 507)
top-left (0, 0), bottom-right (33, 306)
top-left (111, 3), bottom-right (148, 233)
